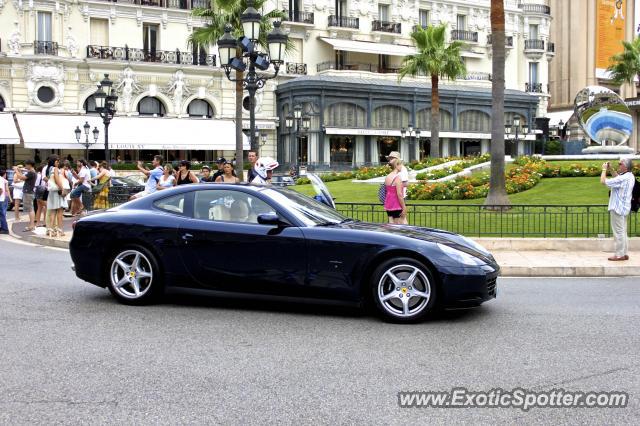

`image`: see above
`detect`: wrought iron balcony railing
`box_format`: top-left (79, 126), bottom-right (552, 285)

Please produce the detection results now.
top-left (524, 39), bottom-right (545, 50)
top-left (519, 3), bottom-right (551, 15)
top-left (372, 20), bottom-right (401, 34)
top-left (464, 72), bottom-right (492, 81)
top-left (96, 0), bottom-right (209, 9)
top-left (286, 62), bottom-right (307, 75)
top-left (525, 82), bottom-right (544, 93)
top-left (282, 10), bottom-right (314, 24)
top-left (328, 15), bottom-right (359, 29)
top-left (412, 24), bottom-right (429, 32)
top-left (317, 61), bottom-right (400, 74)
top-left (487, 34), bottom-right (514, 47)
top-left (34, 40), bottom-right (58, 55)
top-left (451, 29), bottom-right (478, 42)
top-left (86, 45), bottom-right (216, 66)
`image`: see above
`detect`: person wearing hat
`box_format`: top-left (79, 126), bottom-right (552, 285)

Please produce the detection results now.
top-left (386, 151), bottom-right (409, 224)
top-left (200, 165), bottom-right (215, 182)
top-left (212, 157), bottom-right (226, 182)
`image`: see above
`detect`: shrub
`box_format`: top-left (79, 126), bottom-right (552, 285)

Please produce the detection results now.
top-left (544, 140), bottom-right (563, 155)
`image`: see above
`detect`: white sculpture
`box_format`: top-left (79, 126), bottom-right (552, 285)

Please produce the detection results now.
top-left (66, 26), bottom-right (78, 58)
top-left (8, 22), bottom-right (21, 55)
top-left (165, 70), bottom-right (192, 114)
top-left (115, 67), bottom-right (142, 113)
top-left (25, 60), bottom-right (65, 106)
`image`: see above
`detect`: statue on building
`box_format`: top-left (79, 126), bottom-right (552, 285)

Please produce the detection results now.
top-left (8, 22), bottom-right (21, 55)
top-left (115, 67), bottom-right (142, 113)
top-left (165, 70), bottom-right (192, 114)
top-left (66, 27), bottom-right (79, 58)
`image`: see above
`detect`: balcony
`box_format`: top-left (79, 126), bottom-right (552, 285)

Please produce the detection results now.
top-left (328, 15), bottom-right (359, 29)
top-left (546, 42), bottom-right (555, 57)
top-left (372, 21), bottom-right (401, 34)
top-left (525, 82), bottom-right (544, 93)
top-left (412, 24), bottom-right (429, 32)
top-left (286, 62), bottom-right (307, 75)
top-left (34, 41), bottom-right (58, 55)
top-left (519, 3), bottom-right (551, 15)
top-left (282, 10), bottom-right (314, 25)
top-left (487, 34), bottom-right (514, 47)
top-left (524, 39), bottom-right (545, 59)
top-left (96, 0), bottom-right (210, 9)
top-left (317, 61), bottom-right (400, 74)
top-left (86, 45), bottom-right (216, 66)
top-left (451, 30), bottom-right (478, 43)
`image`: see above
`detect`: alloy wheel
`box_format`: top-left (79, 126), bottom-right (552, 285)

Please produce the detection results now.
top-left (110, 249), bottom-right (154, 299)
top-left (377, 264), bottom-right (431, 318)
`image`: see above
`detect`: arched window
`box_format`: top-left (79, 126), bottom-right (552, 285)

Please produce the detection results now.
top-left (458, 110), bottom-right (491, 132)
top-left (324, 103), bottom-right (366, 127)
top-left (84, 95), bottom-right (97, 114)
top-left (187, 99), bottom-right (214, 118)
top-left (372, 106), bottom-right (410, 129)
top-left (0, 96), bottom-right (5, 111)
top-left (416, 108), bottom-right (453, 131)
top-left (137, 97), bottom-right (166, 117)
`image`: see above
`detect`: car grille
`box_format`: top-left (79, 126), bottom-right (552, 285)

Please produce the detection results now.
top-left (487, 277), bottom-right (497, 297)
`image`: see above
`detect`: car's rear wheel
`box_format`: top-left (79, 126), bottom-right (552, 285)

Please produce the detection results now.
top-left (371, 257), bottom-right (436, 323)
top-left (107, 245), bottom-right (161, 305)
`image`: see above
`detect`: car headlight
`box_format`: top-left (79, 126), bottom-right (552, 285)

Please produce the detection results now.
top-left (437, 243), bottom-right (486, 266)
top-left (458, 235), bottom-right (490, 256)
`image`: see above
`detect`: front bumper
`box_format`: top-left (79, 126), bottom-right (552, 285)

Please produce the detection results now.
top-left (438, 264), bottom-right (500, 308)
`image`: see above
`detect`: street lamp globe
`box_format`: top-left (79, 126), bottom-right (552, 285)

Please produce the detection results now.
top-left (400, 127), bottom-right (407, 138)
top-left (74, 126), bottom-right (81, 142)
top-left (267, 21), bottom-right (288, 64)
top-left (241, 0), bottom-right (262, 42)
top-left (100, 74), bottom-right (114, 98)
top-left (83, 121), bottom-right (91, 135)
top-left (94, 86), bottom-right (106, 111)
top-left (504, 122), bottom-right (512, 135)
top-left (408, 123), bottom-right (414, 134)
top-left (415, 128), bottom-right (421, 139)
top-left (513, 116), bottom-right (521, 128)
top-left (217, 25), bottom-right (237, 68)
top-left (285, 115), bottom-right (294, 128)
top-left (92, 127), bottom-right (100, 143)
top-left (293, 104), bottom-right (302, 119)
top-left (301, 115), bottom-right (311, 130)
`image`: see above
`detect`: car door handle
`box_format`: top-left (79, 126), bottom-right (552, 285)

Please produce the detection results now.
top-left (181, 233), bottom-right (194, 241)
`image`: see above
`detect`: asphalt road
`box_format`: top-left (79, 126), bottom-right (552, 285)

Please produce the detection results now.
top-left (0, 236), bottom-right (639, 425)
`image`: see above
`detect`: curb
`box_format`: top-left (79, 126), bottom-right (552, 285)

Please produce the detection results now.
top-left (498, 265), bottom-right (640, 277)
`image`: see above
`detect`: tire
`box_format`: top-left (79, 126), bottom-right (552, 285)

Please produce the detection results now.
top-left (106, 245), bottom-right (162, 305)
top-left (370, 257), bottom-right (437, 323)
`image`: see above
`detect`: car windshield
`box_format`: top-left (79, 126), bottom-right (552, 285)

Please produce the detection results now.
top-left (261, 187), bottom-right (348, 226)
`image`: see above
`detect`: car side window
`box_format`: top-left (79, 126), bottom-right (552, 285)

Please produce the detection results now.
top-left (193, 190), bottom-right (275, 224)
top-left (154, 193), bottom-right (186, 215)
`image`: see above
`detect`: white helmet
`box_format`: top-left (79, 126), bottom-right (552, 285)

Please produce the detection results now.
top-left (254, 157), bottom-right (279, 179)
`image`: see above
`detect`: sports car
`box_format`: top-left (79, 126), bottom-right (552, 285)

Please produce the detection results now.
top-left (70, 180), bottom-right (499, 322)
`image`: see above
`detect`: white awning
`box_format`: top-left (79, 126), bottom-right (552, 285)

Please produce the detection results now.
top-left (546, 110), bottom-right (575, 127)
top-left (0, 113), bottom-right (20, 145)
top-left (324, 127), bottom-right (537, 140)
top-left (320, 37), bottom-right (417, 56)
top-left (16, 114), bottom-right (249, 150)
top-left (460, 51), bottom-right (486, 59)
top-left (242, 120), bottom-right (277, 130)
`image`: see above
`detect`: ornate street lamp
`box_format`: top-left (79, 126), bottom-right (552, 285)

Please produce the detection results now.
top-left (285, 104), bottom-right (310, 167)
top-left (217, 2), bottom-right (288, 156)
top-left (74, 121), bottom-right (99, 162)
top-left (401, 123), bottom-right (421, 161)
top-left (94, 74), bottom-right (118, 162)
top-left (505, 118), bottom-right (531, 156)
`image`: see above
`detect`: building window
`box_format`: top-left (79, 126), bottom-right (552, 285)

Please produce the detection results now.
top-left (0, 96), bottom-right (5, 111)
top-left (324, 103), bottom-right (366, 127)
top-left (330, 136), bottom-right (354, 164)
top-left (187, 99), bottom-right (214, 118)
top-left (529, 62), bottom-right (538, 83)
top-left (84, 95), bottom-right (98, 114)
top-left (378, 4), bottom-right (389, 21)
top-left (143, 24), bottom-right (159, 59)
top-left (37, 12), bottom-right (52, 42)
top-left (372, 105), bottom-right (409, 129)
top-left (90, 18), bottom-right (109, 46)
top-left (457, 15), bottom-right (466, 30)
top-left (137, 97), bottom-right (166, 117)
top-left (458, 110), bottom-right (491, 132)
top-left (192, 43), bottom-right (208, 65)
top-left (419, 10), bottom-right (430, 28)
top-left (529, 24), bottom-right (539, 39)
top-left (37, 86), bottom-right (55, 104)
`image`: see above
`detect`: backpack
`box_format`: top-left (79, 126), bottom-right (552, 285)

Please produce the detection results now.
top-left (631, 178), bottom-right (640, 213)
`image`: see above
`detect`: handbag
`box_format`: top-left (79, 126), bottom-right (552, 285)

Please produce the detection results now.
top-left (60, 178), bottom-right (71, 197)
top-left (378, 183), bottom-right (386, 204)
top-left (92, 177), bottom-right (110, 194)
top-left (47, 177), bottom-right (59, 192)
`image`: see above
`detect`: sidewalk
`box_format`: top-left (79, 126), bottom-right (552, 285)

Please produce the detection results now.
top-left (7, 217), bottom-right (640, 277)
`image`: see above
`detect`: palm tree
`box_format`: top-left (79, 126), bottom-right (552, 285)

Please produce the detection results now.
top-left (190, 0), bottom-right (287, 180)
top-left (484, 0), bottom-right (510, 208)
top-left (607, 36), bottom-right (640, 96)
top-left (398, 24), bottom-right (466, 158)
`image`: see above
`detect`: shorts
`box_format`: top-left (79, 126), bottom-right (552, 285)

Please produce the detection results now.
top-left (386, 209), bottom-right (403, 219)
top-left (70, 186), bottom-right (88, 199)
top-left (12, 188), bottom-right (23, 200)
top-left (22, 193), bottom-right (34, 213)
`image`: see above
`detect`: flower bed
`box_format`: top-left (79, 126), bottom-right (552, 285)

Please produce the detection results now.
top-left (415, 153), bottom-right (490, 180)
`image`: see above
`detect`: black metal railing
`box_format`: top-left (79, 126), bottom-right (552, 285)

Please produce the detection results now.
top-left (520, 3), bottom-right (551, 15)
top-left (525, 82), bottom-right (544, 93)
top-left (282, 10), bottom-right (314, 24)
top-left (524, 39), bottom-right (545, 50)
top-left (317, 61), bottom-right (400, 73)
top-left (96, 0), bottom-right (209, 9)
top-left (372, 20), bottom-right (401, 33)
top-left (487, 34), bottom-right (514, 47)
top-left (547, 42), bottom-right (555, 53)
top-left (328, 15), bottom-right (359, 29)
top-left (86, 45), bottom-right (216, 66)
top-left (34, 40), bottom-right (58, 55)
top-left (412, 24), bottom-right (429, 32)
top-left (451, 29), bottom-right (478, 42)
top-left (286, 62), bottom-right (307, 75)
top-left (332, 203), bottom-right (640, 238)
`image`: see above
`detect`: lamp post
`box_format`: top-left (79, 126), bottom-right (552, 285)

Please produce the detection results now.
top-left (94, 74), bottom-right (118, 162)
top-left (74, 121), bottom-right (99, 162)
top-left (217, 2), bottom-right (288, 156)
top-left (260, 133), bottom-right (268, 147)
top-left (285, 104), bottom-right (310, 167)
top-left (400, 123), bottom-right (421, 161)
top-left (505, 117), bottom-right (530, 157)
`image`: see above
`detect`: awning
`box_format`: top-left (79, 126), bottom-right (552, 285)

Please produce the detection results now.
top-left (460, 50), bottom-right (486, 59)
top-left (0, 113), bottom-right (20, 145)
top-left (320, 37), bottom-right (417, 57)
top-left (324, 127), bottom-right (537, 140)
top-left (242, 120), bottom-right (277, 130)
top-left (546, 110), bottom-right (575, 127)
top-left (16, 114), bottom-right (249, 150)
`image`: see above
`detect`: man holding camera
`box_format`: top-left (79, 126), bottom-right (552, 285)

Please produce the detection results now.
top-left (601, 158), bottom-right (635, 261)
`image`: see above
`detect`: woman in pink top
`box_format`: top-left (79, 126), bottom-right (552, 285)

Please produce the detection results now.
top-left (384, 160), bottom-right (407, 224)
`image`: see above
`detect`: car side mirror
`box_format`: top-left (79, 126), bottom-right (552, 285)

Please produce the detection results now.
top-left (257, 213), bottom-right (284, 226)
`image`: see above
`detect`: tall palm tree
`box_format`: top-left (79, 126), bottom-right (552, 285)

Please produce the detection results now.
top-left (607, 36), bottom-right (640, 96)
top-left (190, 0), bottom-right (287, 180)
top-left (398, 24), bottom-right (466, 158)
top-left (484, 0), bottom-right (510, 208)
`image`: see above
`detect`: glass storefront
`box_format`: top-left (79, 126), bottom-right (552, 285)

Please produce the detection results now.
top-left (419, 139), bottom-right (431, 160)
top-left (330, 136), bottom-right (354, 164)
top-left (462, 140), bottom-right (481, 156)
top-left (377, 136), bottom-right (398, 163)
top-left (297, 135), bottom-right (308, 163)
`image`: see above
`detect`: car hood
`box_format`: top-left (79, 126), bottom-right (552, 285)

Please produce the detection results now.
top-left (336, 221), bottom-right (494, 262)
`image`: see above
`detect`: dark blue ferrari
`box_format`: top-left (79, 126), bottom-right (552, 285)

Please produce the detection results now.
top-left (70, 181), bottom-right (499, 323)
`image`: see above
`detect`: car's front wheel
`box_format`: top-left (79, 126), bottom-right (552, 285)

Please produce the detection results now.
top-left (371, 258), bottom-right (436, 323)
top-left (107, 245), bottom-right (161, 305)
